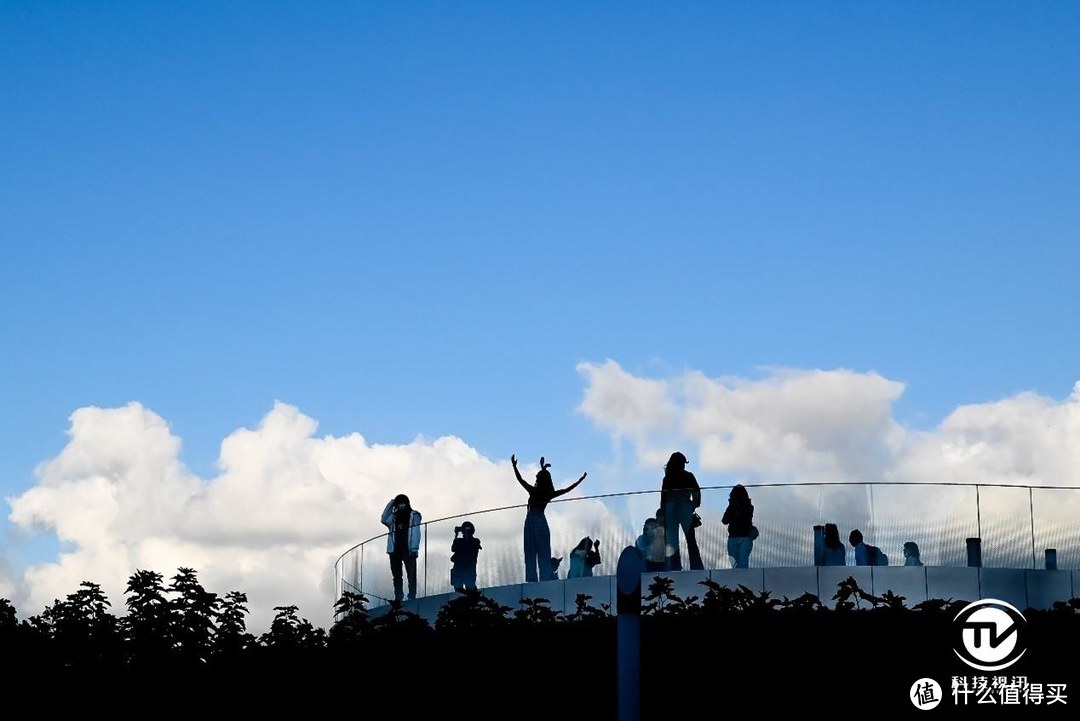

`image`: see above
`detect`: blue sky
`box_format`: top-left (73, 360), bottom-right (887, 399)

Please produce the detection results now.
top-left (2, 2), bottom-right (1079, 631)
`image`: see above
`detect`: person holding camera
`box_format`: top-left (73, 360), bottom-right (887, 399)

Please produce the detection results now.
top-left (450, 521), bottom-right (482, 592)
top-left (567, 536), bottom-right (601, 578)
top-left (511, 454), bottom-right (587, 583)
top-left (635, 517), bottom-right (667, 572)
top-left (381, 493), bottom-right (422, 605)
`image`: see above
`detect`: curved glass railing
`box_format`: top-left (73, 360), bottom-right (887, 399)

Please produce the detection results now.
top-left (334, 481), bottom-right (1080, 607)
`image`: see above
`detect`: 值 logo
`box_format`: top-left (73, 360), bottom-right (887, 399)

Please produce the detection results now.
top-left (953, 598), bottom-right (1027, 671)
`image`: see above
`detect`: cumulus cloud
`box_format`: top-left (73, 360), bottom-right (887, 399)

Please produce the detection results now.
top-left (895, 382), bottom-right (1080, 486)
top-left (6, 368), bottom-right (1080, 633)
top-left (576, 360), bottom-right (1080, 488)
top-left (574, 361), bottom-right (1080, 568)
top-left (7, 401), bottom-right (606, 634)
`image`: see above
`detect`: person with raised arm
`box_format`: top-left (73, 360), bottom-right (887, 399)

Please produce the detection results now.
top-left (380, 493), bottom-right (422, 605)
top-left (512, 454), bottom-right (587, 582)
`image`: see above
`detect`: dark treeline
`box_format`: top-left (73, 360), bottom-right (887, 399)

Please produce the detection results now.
top-left (2, 568), bottom-right (1078, 716)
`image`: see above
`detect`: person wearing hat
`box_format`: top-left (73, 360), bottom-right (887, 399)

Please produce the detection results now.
top-left (660, 451), bottom-right (703, 571)
top-left (381, 493), bottom-right (422, 604)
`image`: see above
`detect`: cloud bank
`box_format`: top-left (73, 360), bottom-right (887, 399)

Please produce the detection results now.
top-left (5, 362), bottom-right (1080, 632)
top-left (4, 401), bottom-right (605, 633)
top-left (576, 360), bottom-right (1080, 488)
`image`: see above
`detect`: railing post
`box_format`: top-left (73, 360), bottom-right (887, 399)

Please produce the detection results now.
top-left (813, 525), bottom-right (825, 566)
top-left (966, 537), bottom-right (982, 568)
top-left (617, 545), bottom-right (643, 721)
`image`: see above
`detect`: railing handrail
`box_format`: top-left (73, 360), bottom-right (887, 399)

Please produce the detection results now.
top-left (334, 479), bottom-right (1075, 568)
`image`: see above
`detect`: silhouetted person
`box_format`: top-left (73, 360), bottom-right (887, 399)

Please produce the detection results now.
top-left (512, 454), bottom-right (587, 582)
top-left (903, 541), bottom-right (923, 567)
top-left (822, 522), bottom-right (846, 566)
top-left (636, 517), bottom-right (667, 572)
top-left (381, 493), bottom-right (422, 604)
top-left (586, 538), bottom-right (601, 575)
top-left (660, 452), bottom-right (703, 571)
top-left (722, 484), bottom-right (755, 569)
top-left (547, 557), bottom-right (563, 580)
top-left (451, 521), bottom-right (482, 592)
top-left (849, 528), bottom-right (888, 566)
top-left (568, 536), bottom-right (601, 578)
top-left (654, 505), bottom-right (680, 569)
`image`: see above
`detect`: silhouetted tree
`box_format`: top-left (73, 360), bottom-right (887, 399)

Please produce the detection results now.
top-left (260, 604), bottom-right (326, 652)
top-left (169, 567), bottom-right (220, 665)
top-left (43, 581), bottom-right (123, 670)
top-left (512, 596), bottom-right (563, 625)
top-left (214, 590), bottom-right (254, 663)
top-left (565, 592), bottom-right (607, 622)
top-left (0, 598), bottom-right (16, 630)
top-left (433, 588), bottom-right (511, 632)
top-left (124, 569), bottom-right (175, 668)
top-left (642, 575), bottom-right (699, 617)
top-left (328, 591), bottom-right (371, 649)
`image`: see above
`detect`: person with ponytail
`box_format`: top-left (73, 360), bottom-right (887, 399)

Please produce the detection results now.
top-left (511, 454), bottom-right (587, 582)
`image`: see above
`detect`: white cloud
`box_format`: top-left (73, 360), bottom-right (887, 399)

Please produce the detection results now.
top-left (7, 401), bottom-right (570, 634)
top-left (577, 361), bottom-right (907, 482)
top-left (895, 383), bottom-right (1080, 486)
top-left (6, 369), bottom-right (1080, 634)
top-left (573, 363), bottom-right (1080, 568)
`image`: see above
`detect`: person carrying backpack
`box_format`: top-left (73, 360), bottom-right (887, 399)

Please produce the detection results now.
top-left (849, 528), bottom-right (888, 566)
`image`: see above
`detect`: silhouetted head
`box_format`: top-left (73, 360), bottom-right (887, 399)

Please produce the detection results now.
top-left (729, 484), bottom-right (750, 504)
top-left (393, 493), bottom-right (410, 508)
top-left (643, 517), bottom-right (658, 534)
top-left (824, 523), bottom-right (842, 549)
top-left (534, 457), bottom-right (554, 492)
top-left (665, 452), bottom-right (688, 472)
top-left (904, 541), bottom-right (920, 559)
top-left (575, 536), bottom-right (593, 552)
top-left (461, 521), bottom-right (475, 536)
top-left (849, 529), bottom-right (864, 547)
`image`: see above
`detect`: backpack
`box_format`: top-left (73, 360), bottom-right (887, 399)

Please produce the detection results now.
top-left (866, 544), bottom-right (888, 566)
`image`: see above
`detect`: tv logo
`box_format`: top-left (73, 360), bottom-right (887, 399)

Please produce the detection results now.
top-left (953, 599), bottom-right (1027, 671)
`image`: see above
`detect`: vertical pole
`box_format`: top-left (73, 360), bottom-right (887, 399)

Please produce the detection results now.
top-left (975, 485), bottom-right (982, 543)
top-left (617, 545), bottom-right (643, 721)
top-left (813, 525), bottom-right (825, 566)
top-left (966, 537), bottom-right (982, 568)
top-left (1045, 549), bottom-right (1058, 571)
top-left (967, 536), bottom-right (982, 599)
top-left (1029, 487), bottom-right (1036, 569)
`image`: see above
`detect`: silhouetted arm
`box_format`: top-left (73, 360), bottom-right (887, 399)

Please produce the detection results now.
top-left (511, 454), bottom-right (532, 494)
top-left (553, 471), bottom-right (587, 498)
top-left (408, 511), bottom-right (421, 556)
top-left (854, 543), bottom-right (869, 566)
